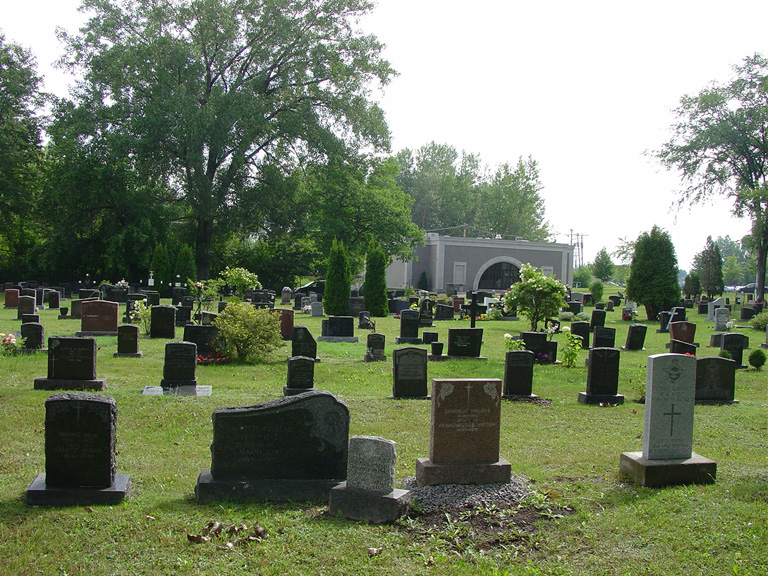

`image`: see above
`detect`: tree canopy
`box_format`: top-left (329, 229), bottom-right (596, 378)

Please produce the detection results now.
top-left (655, 53), bottom-right (768, 299)
top-left (58, 0), bottom-right (396, 279)
top-left (693, 236), bottom-right (724, 298)
top-left (592, 248), bottom-right (614, 282)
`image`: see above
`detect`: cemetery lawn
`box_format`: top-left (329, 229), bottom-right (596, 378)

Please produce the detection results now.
top-left (0, 300), bottom-right (766, 576)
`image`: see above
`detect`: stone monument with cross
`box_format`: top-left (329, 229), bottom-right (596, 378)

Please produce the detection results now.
top-left (460, 291), bottom-right (487, 328)
top-left (620, 353), bottom-right (716, 487)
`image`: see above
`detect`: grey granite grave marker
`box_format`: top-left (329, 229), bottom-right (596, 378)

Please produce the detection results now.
top-left (713, 307), bottom-right (729, 331)
top-left (21, 322), bottom-right (46, 352)
top-left (195, 389), bottom-right (349, 502)
top-left (329, 436), bottom-right (411, 523)
top-left (364, 333), bottom-right (386, 362)
top-left (16, 295), bottom-right (36, 321)
top-left (416, 379), bottom-right (510, 485)
top-left (620, 354), bottom-right (716, 487)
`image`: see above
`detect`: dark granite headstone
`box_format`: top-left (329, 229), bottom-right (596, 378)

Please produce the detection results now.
top-left (195, 390), bottom-right (349, 502)
top-left (695, 356), bottom-right (737, 404)
top-left (175, 305), bottom-right (192, 326)
top-left (396, 309), bottom-right (422, 344)
top-left (34, 337), bottom-right (106, 391)
top-left (579, 347), bottom-right (623, 404)
top-left (16, 295), bottom-right (36, 321)
top-left (21, 313), bottom-right (40, 324)
top-left (320, 316), bottom-right (355, 339)
top-left (292, 326), bottom-right (317, 360)
top-left (670, 339), bottom-right (697, 356)
top-left (567, 301), bottom-right (582, 315)
top-left (26, 393), bottom-right (130, 506)
top-left (670, 306), bottom-right (687, 323)
top-left (590, 309), bottom-right (606, 331)
top-left (21, 322), bottom-right (45, 351)
top-left (348, 296), bottom-right (366, 318)
top-left (502, 349), bottom-right (536, 399)
top-left (183, 324), bottom-right (219, 358)
top-left (365, 333), bottom-right (386, 362)
top-left (720, 332), bottom-right (747, 368)
top-left (284, 356), bottom-right (316, 396)
top-left (669, 321), bottom-right (697, 344)
top-left (434, 303), bottom-right (454, 320)
top-left (415, 379), bottom-right (510, 486)
top-left (150, 305), bottom-right (176, 339)
top-left (592, 326), bottom-right (616, 349)
top-left (520, 331), bottom-right (549, 362)
top-left (447, 327), bottom-right (484, 358)
top-left (160, 341), bottom-right (198, 388)
top-left (571, 321), bottom-right (590, 349)
top-left (115, 324), bottom-right (142, 357)
top-left (623, 324), bottom-right (647, 351)
top-left (657, 311), bottom-right (672, 333)
top-left (274, 308), bottom-right (295, 340)
top-left (47, 291), bottom-right (60, 309)
top-left (392, 347), bottom-right (428, 398)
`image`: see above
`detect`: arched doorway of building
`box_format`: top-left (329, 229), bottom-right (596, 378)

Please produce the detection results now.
top-left (478, 261), bottom-right (520, 291)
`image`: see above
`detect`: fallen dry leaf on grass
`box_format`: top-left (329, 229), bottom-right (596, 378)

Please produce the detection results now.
top-left (187, 534), bottom-right (210, 544)
top-left (367, 547), bottom-right (383, 557)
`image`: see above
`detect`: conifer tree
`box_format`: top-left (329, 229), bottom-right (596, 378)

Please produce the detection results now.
top-left (697, 236), bottom-right (725, 299)
top-left (324, 239), bottom-right (351, 316)
top-left (626, 226), bottom-right (680, 320)
top-left (362, 243), bottom-right (389, 317)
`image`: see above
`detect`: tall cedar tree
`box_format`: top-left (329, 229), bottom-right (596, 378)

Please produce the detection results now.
top-left (697, 236), bottom-right (725, 299)
top-left (592, 248), bottom-right (614, 282)
top-left (362, 243), bottom-right (389, 317)
top-left (324, 239), bottom-right (351, 316)
top-left (683, 272), bottom-right (702, 298)
top-left (626, 226), bottom-right (680, 320)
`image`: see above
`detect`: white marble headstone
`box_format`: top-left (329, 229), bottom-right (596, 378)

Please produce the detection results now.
top-left (713, 307), bottom-right (729, 331)
top-left (707, 297), bottom-right (725, 322)
top-left (642, 354), bottom-right (696, 460)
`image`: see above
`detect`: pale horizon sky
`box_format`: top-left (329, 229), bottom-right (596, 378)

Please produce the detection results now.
top-left (2, 0), bottom-right (766, 273)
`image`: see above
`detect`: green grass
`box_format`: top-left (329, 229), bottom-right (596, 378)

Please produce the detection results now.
top-left (0, 298), bottom-right (766, 575)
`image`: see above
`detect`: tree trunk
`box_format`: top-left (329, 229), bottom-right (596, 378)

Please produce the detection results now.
top-left (756, 240), bottom-right (767, 304)
top-left (196, 217), bottom-right (213, 280)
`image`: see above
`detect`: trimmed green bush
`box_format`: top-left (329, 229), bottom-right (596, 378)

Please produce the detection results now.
top-left (748, 349), bottom-right (766, 371)
top-left (212, 302), bottom-right (284, 362)
top-left (590, 280), bottom-right (604, 303)
top-left (750, 311), bottom-right (768, 332)
top-left (362, 243), bottom-right (389, 317)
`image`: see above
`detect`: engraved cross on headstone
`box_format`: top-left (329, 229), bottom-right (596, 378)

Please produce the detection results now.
top-left (663, 403), bottom-right (681, 436)
top-left (462, 292), bottom-right (487, 328)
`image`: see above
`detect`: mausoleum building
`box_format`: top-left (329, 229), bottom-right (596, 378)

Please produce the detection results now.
top-left (386, 233), bottom-right (574, 293)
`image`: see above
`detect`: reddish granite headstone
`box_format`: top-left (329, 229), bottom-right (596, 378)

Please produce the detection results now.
top-left (4, 289), bottom-right (19, 308)
top-left (79, 300), bottom-right (118, 335)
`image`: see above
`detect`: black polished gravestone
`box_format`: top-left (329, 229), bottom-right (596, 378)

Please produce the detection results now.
top-left (447, 328), bottom-right (485, 359)
top-left (34, 337), bottom-right (106, 391)
top-left (670, 339), bottom-right (697, 356)
top-left (592, 326), bottom-right (616, 349)
top-left (20, 322), bottom-right (46, 353)
top-left (26, 393), bottom-right (130, 506)
top-left (579, 347), bottom-right (624, 405)
top-left (695, 356), bottom-right (738, 404)
top-left (16, 295), bottom-right (36, 321)
top-left (391, 347), bottom-right (429, 398)
top-left (195, 389), bottom-right (349, 503)
top-left (502, 349), bottom-right (537, 399)
top-left (396, 309), bottom-right (422, 344)
top-left (160, 341), bottom-right (197, 388)
top-left (589, 309), bottom-right (606, 332)
top-left (114, 324), bottom-right (142, 358)
top-left (434, 303), bottom-right (454, 320)
top-left (319, 316), bottom-right (358, 343)
top-left (670, 306), bottom-right (687, 324)
top-left (571, 321), bottom-right (590, 349)
top-left (150, 305), bottom-right (176, 339)
top-left (364, 333), bottom-right (386, 362)
top-left (183, 324), bottom-right (220, 358)
top-left (656, 311), bottom-right (672, 333)
top-left (622, 324), bottom-right (647, 351)
top-left (720, 332), bottom-right (747, 368)
top-left (292, 326), bottom-right (318, 361)
top-left (284, 356), bottom-right (316, 396)
top-left (520, 331), bottom-right (557, 364)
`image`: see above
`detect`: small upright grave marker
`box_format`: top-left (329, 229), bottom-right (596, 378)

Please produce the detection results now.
top-left (695, 356), bottom-right (737, 404)
top-left (77, 300), bottom-right (118, 336)
top-left (502, 349), bottom-right (536, 399)
top-left (579, 347), bottom-right (623, 405)
top-left (391, 347), bottom-right (428, 398)
top-left (114, 324), bottom-right (142, 358)
top-left (284, 356), bottom-right (316, 396)
top-left (34, 337), bottom-right (106, 391)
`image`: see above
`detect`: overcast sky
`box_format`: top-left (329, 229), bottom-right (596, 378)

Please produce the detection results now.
top-left (3, 0), bottom-right (766, 272)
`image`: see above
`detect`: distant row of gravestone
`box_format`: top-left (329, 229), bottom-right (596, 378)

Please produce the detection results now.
top-left (25, 353), bottom-right (716, 520)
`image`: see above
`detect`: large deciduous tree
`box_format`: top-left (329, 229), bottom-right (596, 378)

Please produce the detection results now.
top-left (626, 226), bottom-right (680, 320)
top-left (655, 53), bottom-right (768, 300)
top-left (60, 0), bottom-right (395, 279)
top-left (592, 247), bottom-right (614, 282)
top-left (0, 34), bottom-right (46, 268)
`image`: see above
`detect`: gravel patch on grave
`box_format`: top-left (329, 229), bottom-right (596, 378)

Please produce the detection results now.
top-left (401, 474), bottom-right (531, 513)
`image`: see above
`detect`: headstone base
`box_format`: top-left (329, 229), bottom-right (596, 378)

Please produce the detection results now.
top-left (695, 398), bottom-right (739, 406)
top-left (75, 331), bottom-right (118, 337)
top-left (195, 469), bottom-right (342, 503)
top-left (503, 394), bottom-right (539, 401)
top-left (578, 392), bottom-right (625, 405)
top-left (395, 337), bottom-right (423, 345)
top-left (415, 457), bottom-right (511, 486)
top-left (283, 386), bottom-right (314, 396)
top-left (317, 336), bottom-right (359, 343)
top-left (444, 355), bottom-right (487, 361)
top-left (58, 315), bottom-right (74, 320)
top-left (113, 352), bottom-right (143, 358)
top-left (364, 354), bottom-right (386, 362)
top-left (664, 342), bottom-right (699, 348)
top-left (619, 451), bottom-right (716, 487)
top-left (428, 354), bottom-right (449, 361)
top-left (762, 342), bottom-right (768, 349)
top-left (620, 346), bottom-right (645, 352)
top-left (4, 305), bottom-right (17, 309)
top-left (33, 378), bottom-right (107, 391)
top-left (142, 385), bottom-right (211, 396)
top-left (26, 473), bottom-right (131, 506)
top-left (328, 482), bottom-right (412, 524)
top-left (655, 329), bottom-right (669, 334)
top-left (160, 378), bottom-right (197, 388)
